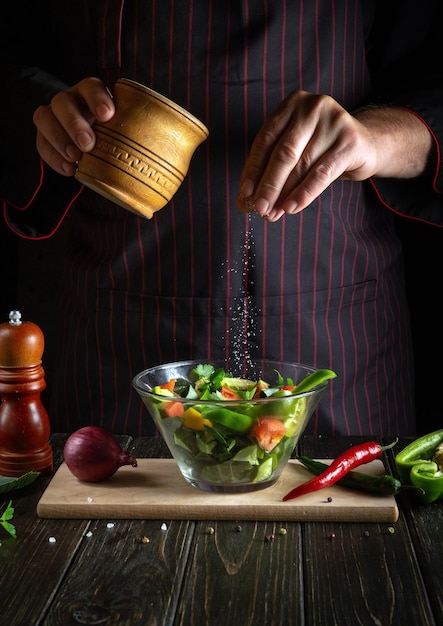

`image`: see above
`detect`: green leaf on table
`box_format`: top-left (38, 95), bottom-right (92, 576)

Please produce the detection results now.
top-left (0, 471), bottom-right (40, 494)
top-left (1, 500), bottom-right (16, 538)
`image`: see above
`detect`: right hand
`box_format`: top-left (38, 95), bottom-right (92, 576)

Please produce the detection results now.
top-left (33, 77), bottom-right (115, 176)
top-left (236, 90), bottom-right (434, 222)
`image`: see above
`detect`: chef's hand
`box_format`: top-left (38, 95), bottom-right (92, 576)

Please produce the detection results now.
top-left (236, 90), bottom-right (434, 221)
top-left (33, 77), bottom-right (115, 176)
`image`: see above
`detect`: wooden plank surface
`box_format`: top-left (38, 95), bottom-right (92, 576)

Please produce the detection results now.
top-left (37, 458), bottom-right (399, 522)
top-left (2, 435), bottom-right (439, 626)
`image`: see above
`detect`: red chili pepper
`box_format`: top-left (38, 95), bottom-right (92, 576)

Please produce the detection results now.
top-left (282, 439), bottom-right (398, 501)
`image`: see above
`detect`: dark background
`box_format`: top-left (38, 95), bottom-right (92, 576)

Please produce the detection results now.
top-left (0, 216), bottom-right (67, 416)
top-left (394, 216), bottom-right (442, 435)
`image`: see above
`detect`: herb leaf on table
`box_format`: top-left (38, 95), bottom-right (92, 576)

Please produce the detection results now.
top-left (0, 500), bottom-right (16, 538)
top-left (0, 471), bottom-right (40, 494)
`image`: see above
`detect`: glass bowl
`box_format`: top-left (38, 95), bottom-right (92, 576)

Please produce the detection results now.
top-left (133, 359), bottom-right (333, 493)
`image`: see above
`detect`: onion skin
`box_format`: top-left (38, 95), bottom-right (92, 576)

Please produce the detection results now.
top-left (63, 426), bottom-right (138, 482)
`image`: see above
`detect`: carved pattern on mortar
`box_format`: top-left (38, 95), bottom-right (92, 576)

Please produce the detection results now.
top-left (95, 136), bottom-right (183, 194)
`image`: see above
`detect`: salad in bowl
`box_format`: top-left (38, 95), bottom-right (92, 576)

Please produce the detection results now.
top-left (133, 359), bottom-right (335, 493)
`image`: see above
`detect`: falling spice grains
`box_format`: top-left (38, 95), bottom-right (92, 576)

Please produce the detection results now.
top-left (221, 226), bottom-right (261, 367)
top-left (279, 528), bottom-right (287, 536)
top-left (328, 532), bottom-right (336, 540)
top-left (387, 526), bottom-right (395, 535)
top-left (142, 536), bottom-right (150, 544)
top-left (206, 527), bottom-right (215, 535)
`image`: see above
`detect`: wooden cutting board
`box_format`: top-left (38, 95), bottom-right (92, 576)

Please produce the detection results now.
top-left (37, 459), bottom-right (399, 522)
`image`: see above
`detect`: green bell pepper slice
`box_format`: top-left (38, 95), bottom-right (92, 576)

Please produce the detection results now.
top-left (408, 461), bottom-right (443, 504)
top-left (395, 429), bottom-right (443, 504)
top-left (203, 408), bottom-right (253, 433)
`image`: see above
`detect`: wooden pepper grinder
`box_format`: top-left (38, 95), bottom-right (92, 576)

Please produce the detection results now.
top-left (0, 310), bottom-right (53, 476)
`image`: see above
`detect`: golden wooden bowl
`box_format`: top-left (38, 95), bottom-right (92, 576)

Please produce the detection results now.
top-left (75, 79), bottom-right (209, 219)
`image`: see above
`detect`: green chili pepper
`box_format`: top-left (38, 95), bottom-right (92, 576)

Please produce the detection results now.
top-left (395, 429), bottom-right (443, 504)
top-left (283, 440), bottom-right (398, 501)
top-left (292, 369), bottom-right (337, 394)
top-left (297, 456), bottom-right (405, 496)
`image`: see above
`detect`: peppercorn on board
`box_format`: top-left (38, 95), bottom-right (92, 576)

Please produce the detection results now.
top-left (37, 459), bottom-right (399, 522)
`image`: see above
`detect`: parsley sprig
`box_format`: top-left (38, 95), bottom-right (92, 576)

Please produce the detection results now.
top-left (192, 364), bottom-right (227, 393)
top-left (0, 500), bottom-right (16, 539)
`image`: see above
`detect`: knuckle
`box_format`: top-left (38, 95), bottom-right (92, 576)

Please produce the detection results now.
top-left (261, 181), bottom-right (282, 195)
top-left (78, 76), bottom-right (97, 89)
top-left (32, 105), bottom-right (46, 127)
top-left (296, 184), bottom-right (318, 207)
top-left (254, 127), bottom-right (276, 152)
top-left (276, 141), bottom-right (300, 165)
top-left (313, 93), bottom-right (339, 114)
top-left (50, 90), bottom-right (66, 110)
top-left (315, 159), bottom-right (337, 183)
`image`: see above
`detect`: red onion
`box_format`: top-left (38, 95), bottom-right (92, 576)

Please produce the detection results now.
top-left (63, 426), bottom-right (138, 482)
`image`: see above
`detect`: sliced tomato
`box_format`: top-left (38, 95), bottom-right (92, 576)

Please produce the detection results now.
top-left (220, 386), bottom-right (242, 400)
top-left (163, 400), bottom-right (185, 417)
top-left (250, 417), bottom-right (287, 452)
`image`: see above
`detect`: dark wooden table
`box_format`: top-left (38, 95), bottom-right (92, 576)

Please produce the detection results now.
top-left (1, 434), bottom-right (441, 626)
